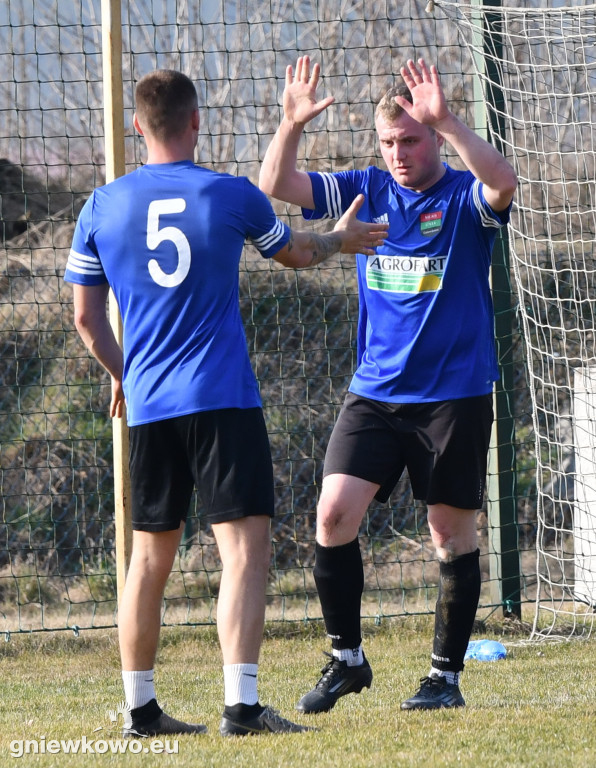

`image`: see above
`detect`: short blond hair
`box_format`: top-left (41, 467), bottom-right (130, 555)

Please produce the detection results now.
top-left (375, 84), bottom-right (436, 136)
top-left (374, 84), bottom-right (412, 123)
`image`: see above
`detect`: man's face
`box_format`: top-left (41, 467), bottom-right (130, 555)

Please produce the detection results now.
top-left (376, 111), bottom-right (445, 192)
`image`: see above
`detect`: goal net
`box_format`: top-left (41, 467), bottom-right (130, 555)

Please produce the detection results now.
top-left (436, 0), bottom-right (596, 639)
top-left (3, 0), bottom-right (578, 637)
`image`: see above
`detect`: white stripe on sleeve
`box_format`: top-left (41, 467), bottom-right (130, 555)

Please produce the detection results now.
top-left (250, 218), bottom-right (286, 253)
top-left (473, 180), bottom-right (502, 229)
top-left (319, 173), bottom-right (343, 220)
top-left (66, 249), bottom-right (104, 276)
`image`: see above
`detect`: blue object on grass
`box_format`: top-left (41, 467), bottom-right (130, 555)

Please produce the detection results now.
top-left (464, 639), bottom-right (507, 661)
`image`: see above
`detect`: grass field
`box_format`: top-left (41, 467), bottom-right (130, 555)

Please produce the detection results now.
top-left (1, 616), bottom-right (595, 767)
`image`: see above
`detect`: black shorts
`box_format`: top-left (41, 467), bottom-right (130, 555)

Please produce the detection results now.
top-left (129, 408), bottom-right (274, 532)
top-left (323, 392), bottom-right (494, 508)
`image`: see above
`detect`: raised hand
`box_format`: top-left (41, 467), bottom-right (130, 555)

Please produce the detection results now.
top-left (396, 59), bottom-right (450, 127)
top-left (334, 195), bottom-right (389, 255)
top-left (283, 55), bottom-right (335, 127)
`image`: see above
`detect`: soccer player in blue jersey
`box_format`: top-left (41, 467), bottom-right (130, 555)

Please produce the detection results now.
top-left (259, 56), bottom-right (517, 712)
top-left (64, 69), bottom-right (387, 737)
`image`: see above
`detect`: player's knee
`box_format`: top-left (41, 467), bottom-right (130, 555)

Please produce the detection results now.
top-left (316, 503), bottom-right (358, 548)
top-left (317, 493), bottom-right (345, 527)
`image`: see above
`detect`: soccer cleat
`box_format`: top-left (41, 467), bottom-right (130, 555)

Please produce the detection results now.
top-left (123, 699), bottom-right (207, 737)
top-left (400, 674), bottom-right (465, 711)
top-left (296, 652), bottom-right (373, 714)
top-left (219, 705), bottom-right (313, 736)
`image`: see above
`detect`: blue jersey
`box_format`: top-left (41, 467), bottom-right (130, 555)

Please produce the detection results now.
top-left (304, 165), bottom-right (510, 403)
top-left (65, 161), bottom-right (290, 426)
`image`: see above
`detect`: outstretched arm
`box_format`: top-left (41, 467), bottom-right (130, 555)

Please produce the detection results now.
top-left (272, 194), bottom-right (388, 268)
top-left (72, 283), bottom-right (125, 419)
top-left (397, 59), bottom-right (517, 212)
top-left (259, 56), bottom-right (334, 208)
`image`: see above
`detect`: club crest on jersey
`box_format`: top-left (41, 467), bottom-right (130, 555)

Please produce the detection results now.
top-left (420, 210), bottom-right (443, 237)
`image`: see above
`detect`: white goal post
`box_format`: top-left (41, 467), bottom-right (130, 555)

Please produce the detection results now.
top-left (433, 1), bottom-right (596, 639)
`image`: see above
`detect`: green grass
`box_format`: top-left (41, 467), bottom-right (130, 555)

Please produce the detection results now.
top-left (1, 617), bottom-right (595, 767)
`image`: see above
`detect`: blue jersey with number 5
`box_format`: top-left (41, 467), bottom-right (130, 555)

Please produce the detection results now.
top-left (65, 161), bottom-right (290, 426)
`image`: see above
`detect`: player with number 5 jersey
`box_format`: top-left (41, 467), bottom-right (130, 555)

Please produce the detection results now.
top-left (65, 69), bottom-right (387, 738)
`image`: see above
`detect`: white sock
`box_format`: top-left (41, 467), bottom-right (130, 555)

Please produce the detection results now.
top-left (122, 669), bottom-right (156, 710)
top-left (430, 667), bottom-right (460, 686)
top-left (223, 663), bottom-right (259, 706)
top-left (332, 646), bottom-right (364, 667)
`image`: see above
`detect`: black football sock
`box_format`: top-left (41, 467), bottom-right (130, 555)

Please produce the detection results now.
top-left (313, 538), bottom-right (364, 651)
top-left (431, 548), bottom-right (481, 673)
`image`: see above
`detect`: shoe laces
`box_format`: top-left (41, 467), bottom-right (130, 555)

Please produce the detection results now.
top-left (260, 707), bottom-right (283, 723)
top-left (260, 707), bottom-right (295, 728)
top-left (315, 652), bottom-right (343, 688)
top-left (416, 675), bottom-right (447, 693)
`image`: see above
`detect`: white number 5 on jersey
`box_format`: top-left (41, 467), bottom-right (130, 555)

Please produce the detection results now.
top-left (147, 198), bottom-right (191, 287)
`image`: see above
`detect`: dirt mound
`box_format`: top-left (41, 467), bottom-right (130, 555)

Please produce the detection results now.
top-left (0, 159), bottom-right (84, 304)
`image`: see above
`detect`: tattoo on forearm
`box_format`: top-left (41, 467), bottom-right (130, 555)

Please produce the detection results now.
top-left (286, 229), bottom-right (343, 267)
top-left (305, 232), bottom-right (342, 266)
